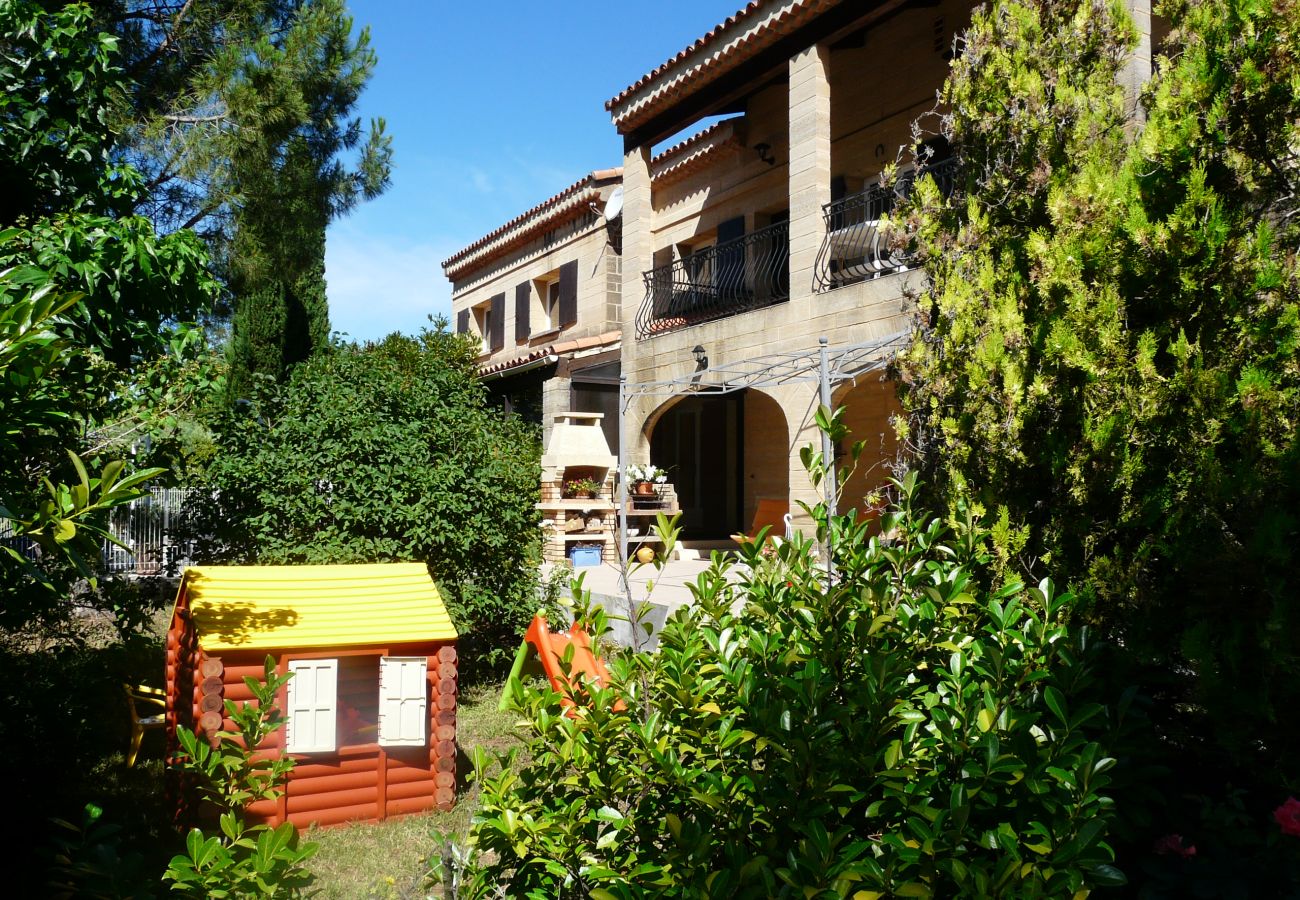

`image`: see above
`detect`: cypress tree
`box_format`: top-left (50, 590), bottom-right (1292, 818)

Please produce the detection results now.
top-left (900, 0), bottom-right (1300, 780)
top-left (94, 2), bottom-right (390, 392)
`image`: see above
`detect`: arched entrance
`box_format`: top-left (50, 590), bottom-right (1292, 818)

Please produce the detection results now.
top-left (646, 389), bottom-right (791, 540)
top-left (649, 393), bottom-right (742, 538)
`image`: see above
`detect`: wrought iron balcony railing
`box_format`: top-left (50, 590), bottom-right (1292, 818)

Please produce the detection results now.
top-left (636, 219), bottom-right (789, 340)
top-left (813, 157), bottom-right (958, 292)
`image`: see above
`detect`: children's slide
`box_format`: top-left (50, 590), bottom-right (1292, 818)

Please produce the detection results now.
top-left (500, 614), bottom-right (626, 713)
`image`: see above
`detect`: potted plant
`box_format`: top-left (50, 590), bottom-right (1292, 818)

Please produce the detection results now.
top-left (562, 476), bottom-right (602, 500)
top-left (626, 463), bottom-right (667, 496)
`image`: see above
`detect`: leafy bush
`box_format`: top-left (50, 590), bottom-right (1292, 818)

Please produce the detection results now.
top-left (897, 0), bottom-right (1300, 781)
top-left (186, 327), bottom-right (542, 678)
top-left (464, 473), bottom-right (1127, 897)
top-left (164, 657), bottom-right (317, 897)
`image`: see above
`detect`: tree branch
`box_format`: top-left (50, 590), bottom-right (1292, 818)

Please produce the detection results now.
top-left (163, 113), bottom-right (228, 124)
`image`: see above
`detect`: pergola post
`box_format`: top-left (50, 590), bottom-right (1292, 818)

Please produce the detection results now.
top-left (617, 374), bottom-right (629, 599)
top-left (818, 336), bottom-right (836, 581)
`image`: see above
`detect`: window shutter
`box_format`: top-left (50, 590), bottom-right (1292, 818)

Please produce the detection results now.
top-left (514, 282), bottom-right (530, 342)
top-left (378, 656), bottom-right (427, 747)
top-left (286, 659), bottom-right (337, 753)
top-left (489, 293), bottom-right (505, 351)
top-left (456, 309), bottom-right (469, 335)
top-left (557, 260), bottom-right (578, 328)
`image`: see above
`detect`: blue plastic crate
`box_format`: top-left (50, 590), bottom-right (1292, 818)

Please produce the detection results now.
top-left (569, 545), bottom-right (602, 567)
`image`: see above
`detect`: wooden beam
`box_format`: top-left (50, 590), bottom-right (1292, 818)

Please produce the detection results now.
top-left (622, 0), bottom-right (914, 150)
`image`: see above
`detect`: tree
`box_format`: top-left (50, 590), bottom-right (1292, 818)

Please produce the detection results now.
top-left (92, 1), bottom-right (392, 392)
top-left (186, 327), bottom-right (544, 673)
top-left (0, 0), bottom-right (218, 628)
top-left (899, 0), bottom-right (1300, 781)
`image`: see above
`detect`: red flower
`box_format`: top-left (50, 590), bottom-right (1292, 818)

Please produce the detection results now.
top-left (1275, 797), bottom-right (1300, 837)
top-left (1153, 833), bottom-right (1196, 858)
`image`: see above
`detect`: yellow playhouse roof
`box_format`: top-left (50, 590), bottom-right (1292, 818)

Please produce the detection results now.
top-left (179, 563), bottom-right (458, 651)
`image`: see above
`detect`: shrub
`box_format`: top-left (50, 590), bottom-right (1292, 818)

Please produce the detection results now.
top-left (898, 0), bottom-right (1300, 782)
top-left (185, 327), bottom-right (542, 678)
top-left (164, 657), bottom-right (317, 897)
top-left (464, 473), bottom-right (1127, 897)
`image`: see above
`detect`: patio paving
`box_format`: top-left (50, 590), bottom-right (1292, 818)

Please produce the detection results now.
top-left (543, 552), bottom-right (745, 649)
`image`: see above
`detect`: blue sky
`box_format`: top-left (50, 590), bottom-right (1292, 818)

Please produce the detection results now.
top-left (325, 1), bottom-right (743, 343)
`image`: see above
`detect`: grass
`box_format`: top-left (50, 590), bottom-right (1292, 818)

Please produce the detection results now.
top-left (302, 679), bottom-right (523, 899)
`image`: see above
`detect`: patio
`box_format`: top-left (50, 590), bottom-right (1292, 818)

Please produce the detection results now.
top-left (545, 550), bottom-right (747, 649)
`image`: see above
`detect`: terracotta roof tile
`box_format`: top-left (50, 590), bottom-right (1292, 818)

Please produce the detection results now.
top-left (606, 0), bottom-right (841, 134)
top-left (478, 331), bottom-right (622, 378)
top-left (650, 117), bottom-right (745, 185)
top-left (442, 168), bottom-right (621, 278)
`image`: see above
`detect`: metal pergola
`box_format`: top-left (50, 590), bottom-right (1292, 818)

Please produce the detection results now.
top-left (615, 330), bottom-right (910, 589)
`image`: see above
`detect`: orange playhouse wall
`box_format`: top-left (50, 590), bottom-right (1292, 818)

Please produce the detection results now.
top-left (166, 625), bottom-right (458, 830)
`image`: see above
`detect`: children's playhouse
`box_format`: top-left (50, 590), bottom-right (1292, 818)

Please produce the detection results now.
top-left (165, 563), bottom-right (459, 828)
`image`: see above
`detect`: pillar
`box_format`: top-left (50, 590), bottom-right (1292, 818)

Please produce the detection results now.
top-left (787, 43), bottom-right (832, 301)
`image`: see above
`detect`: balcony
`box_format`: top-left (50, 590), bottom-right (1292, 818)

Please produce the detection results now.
top-left (813, 157), bottom-right (958, 292)
top-left (636, 219), bottom-right (789, 340)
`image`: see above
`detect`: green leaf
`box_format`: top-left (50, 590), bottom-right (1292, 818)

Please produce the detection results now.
top-left (1043, 686), bottom-right (1068, 726)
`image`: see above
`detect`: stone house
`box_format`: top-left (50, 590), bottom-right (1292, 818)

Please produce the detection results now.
top-left (446, 0), bottom-right (1157, 542)
top-left (442, 169), bottom-right (624, 451)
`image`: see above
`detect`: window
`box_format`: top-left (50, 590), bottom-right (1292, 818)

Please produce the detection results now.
top-left (532, 274), bottom-right (561, 333)
top-left (378, 656), bottom-right (428, 746)
top-left (286, 659), bottom-right (338, 753)
top-left (284, 655), bottom-right (429, 753)
top-left (475, 304), bottom-right (492, 354)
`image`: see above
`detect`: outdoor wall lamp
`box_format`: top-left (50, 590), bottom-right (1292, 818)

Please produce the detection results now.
top-left (692, 345), bottom-right (708, 369)
top-left (754, 142), bottom-right (776, 166)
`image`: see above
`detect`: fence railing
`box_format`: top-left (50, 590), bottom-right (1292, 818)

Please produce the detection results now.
top-left (813, 157), bottom-right (958, 291)
top-left (101, 487), bottom-right (194, 575)
top-left (0, 487), bottom-right (195, 577)
top-left (635, 219), bottom-right (790, 339)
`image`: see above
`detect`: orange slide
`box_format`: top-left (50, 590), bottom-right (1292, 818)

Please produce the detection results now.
top-left (500, 614), bottom-right (626, 714)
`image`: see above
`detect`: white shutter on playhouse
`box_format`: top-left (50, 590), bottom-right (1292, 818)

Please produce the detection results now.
top-left (378, 656), bottom-right (427, 747)
top-left (285, 658), bottom-right (338, 753)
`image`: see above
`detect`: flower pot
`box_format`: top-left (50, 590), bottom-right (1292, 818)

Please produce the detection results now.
top-left (634, 481), bottom-right (654, 496)
top-left (635, 545), bottom-right (656, 564)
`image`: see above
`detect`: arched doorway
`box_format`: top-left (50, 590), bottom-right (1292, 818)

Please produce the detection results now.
top-left (649, 393), bottom-right (742, 538)
top-left (646, 389), bottom-right (792, 540)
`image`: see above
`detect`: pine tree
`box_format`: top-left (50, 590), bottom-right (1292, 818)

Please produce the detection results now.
top-left (96, 1), bottom-right (391, 390)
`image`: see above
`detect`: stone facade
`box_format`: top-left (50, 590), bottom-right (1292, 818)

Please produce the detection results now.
top-left (614, 0), bottom-right (984, 535)
top-left (442, 170), bottom-right (623, 447)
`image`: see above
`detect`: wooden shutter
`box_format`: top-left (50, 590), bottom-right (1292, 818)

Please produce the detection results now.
top-left (286, 658), bottom-right (337, 753)
top-left (557, 260), bottom-right (578, 328)
top-left (378, 656), bottom-right (427, 747)
top-left (489, 293), bottom-right (505, 351)
top-left (456, 309), bottom-right (469, 335)
top-left (514, 282), bottom-right (530, 342)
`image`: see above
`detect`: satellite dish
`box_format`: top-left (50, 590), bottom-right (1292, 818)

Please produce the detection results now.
top-left (603, 186), bottom-right (623, 221)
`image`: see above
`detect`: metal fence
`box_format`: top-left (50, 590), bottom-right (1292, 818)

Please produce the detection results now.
top-left (813, 157), bottom-right (959, 291)
top-left (636, 219), bottom-right (790, 339)
top-left (0, 487), bottom-right (194, 576)
top-left (102, 488), bottom-right (194, 575)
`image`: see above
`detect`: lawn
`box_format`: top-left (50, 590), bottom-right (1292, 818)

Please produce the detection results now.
top-left (302, 679), bottom-right (521, 898)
